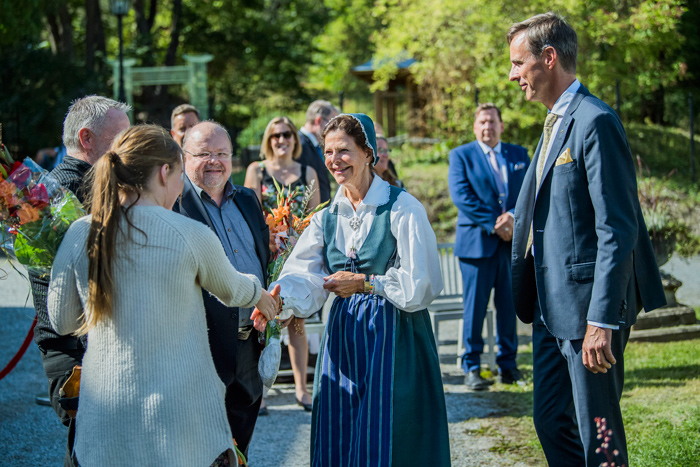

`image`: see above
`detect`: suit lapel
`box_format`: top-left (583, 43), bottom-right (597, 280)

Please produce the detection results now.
top-left (233, 189), bottom-right (269, 279)
top-left (178, 178), bottom-right (215, 231)
top-left (535, 87), bottom-right (588, 200)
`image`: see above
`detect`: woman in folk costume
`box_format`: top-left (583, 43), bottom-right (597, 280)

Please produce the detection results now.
top-left (267, 113), bottom-right (451, 466)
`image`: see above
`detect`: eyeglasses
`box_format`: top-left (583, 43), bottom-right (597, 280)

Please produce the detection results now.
top-left (378, 148), bottom-right (390, 155)
top-left (183, 149), bottom-right (231, 160)
top-left (270, 131), bottom-right (294, 140)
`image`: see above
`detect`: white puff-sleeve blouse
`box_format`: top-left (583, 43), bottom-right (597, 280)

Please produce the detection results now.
top-left (271, 176), bottom-right (443, 318)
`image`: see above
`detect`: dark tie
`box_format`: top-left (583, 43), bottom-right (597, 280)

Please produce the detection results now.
top-left (527, 112), bottom-right (560, 253)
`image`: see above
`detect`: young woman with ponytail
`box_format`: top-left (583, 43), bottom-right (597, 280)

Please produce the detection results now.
top-left (47, 125), bottom-right (279, 467)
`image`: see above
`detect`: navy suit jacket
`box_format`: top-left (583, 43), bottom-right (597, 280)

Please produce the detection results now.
top-left (174, 178), bottom-right (270, 385)
top-left (448, 141), bottom-right (530, 259)
top-left (298, 131), bottom-right (331, 203)
top-left (511, 85), bottom-right (666, 339)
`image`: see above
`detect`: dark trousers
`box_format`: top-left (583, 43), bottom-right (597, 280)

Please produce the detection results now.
top-left (40, 347), bottom-right (83, 467)
top-left (459, 242), bottom-right (518, 373)
top-left (532, 312), bottom-right (629, 467)
top-left (225, 333), bottom-right (263, 457)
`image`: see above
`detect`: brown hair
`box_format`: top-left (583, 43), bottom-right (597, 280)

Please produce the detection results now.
top-left (260, 116), bottom-right (302, 160)
top-left (79, 124), bottom-right (181, 335)
top-left (507, 12), bottom-right (578, 73)
top-left (474, 103), bottom-right (502, 122)
top-left (170, 104), bottom-right (200, 128)
top-left (321, 115), bottom-right (374, 163)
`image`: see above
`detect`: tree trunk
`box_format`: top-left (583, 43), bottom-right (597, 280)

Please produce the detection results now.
top-left (85, 0), bottom-right (106, 72)
top-left (164, 0), bottom-right (182, 67)
top-left (57, 3), bottom-right (75, 61)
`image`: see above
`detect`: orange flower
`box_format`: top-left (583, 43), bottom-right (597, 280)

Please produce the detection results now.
top-left (16, 203), bottom-right (40, 225)
top-left (0, 179), bottom-right (19, 206)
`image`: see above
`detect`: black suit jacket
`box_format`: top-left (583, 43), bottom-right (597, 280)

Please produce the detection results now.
top-left (174, 178), bottom-right (270, 386)
top-left (297, 130), bottom-right (331, 203)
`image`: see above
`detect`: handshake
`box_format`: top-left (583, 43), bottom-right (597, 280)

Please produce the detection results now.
top-left (250, 284), bottom-right (283, 332)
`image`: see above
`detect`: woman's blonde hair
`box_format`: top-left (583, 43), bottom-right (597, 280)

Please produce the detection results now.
top-left (78, 124), bottom-right (181, 335)
top-left (260, 116), bottom-right (302, 161)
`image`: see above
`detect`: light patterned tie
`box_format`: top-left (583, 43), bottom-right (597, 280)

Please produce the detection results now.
top-left (526, 112), bottom-right (560, 254)
top-left (489, 149), bottom-right (504, 183)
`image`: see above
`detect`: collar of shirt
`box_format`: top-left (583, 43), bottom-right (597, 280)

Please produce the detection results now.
top-left (476, 140), bottom-right (502, 157)
top-left (542, 79), bottom-right (581, 159)
top-left (300, 126), bottom-right (320, 147)
top-left (550, 78), bottom-right (581, 118)
top-left (188, 176), bottom-right (236, 203)
top-left (329, 175), bottom-right (391, 217)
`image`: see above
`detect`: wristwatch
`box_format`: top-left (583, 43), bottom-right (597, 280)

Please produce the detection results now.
top-left (364, 274), bottom-right (372, 293)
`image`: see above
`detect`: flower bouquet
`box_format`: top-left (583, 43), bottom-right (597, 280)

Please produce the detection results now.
top-left (0, 140), bottom-right (85, 277)
top-left (254, 179), bottom-right (328, 389)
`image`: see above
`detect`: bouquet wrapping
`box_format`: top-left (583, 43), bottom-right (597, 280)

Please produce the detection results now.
top-left (256, 179), bottom-right (327, 389)
top-left (0, 144), bottom-right (85, 276)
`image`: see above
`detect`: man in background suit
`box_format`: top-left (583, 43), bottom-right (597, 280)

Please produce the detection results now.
top-left (298, 100), bottom-right (339, 203)
top-left (507, 13), bottom-right (666, 466)
top-left (175, 121), bottom-right (270, 457)
top-left (448, 103), bottom-right (529, 390)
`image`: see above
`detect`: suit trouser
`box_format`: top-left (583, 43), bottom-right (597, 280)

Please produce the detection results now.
top-left (458, 242), bottom-right (518, 373)
top-left (532, 311), bottom-right (629, 467)
top-left (225, 332), bottom-right (263, 457)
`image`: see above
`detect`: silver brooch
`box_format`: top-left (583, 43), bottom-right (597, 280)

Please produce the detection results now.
top-left (349, 216), bottom-right (362, 231)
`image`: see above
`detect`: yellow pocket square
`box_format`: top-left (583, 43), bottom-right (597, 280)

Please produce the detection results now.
top-left (555, 148), bottom-right (573, 166)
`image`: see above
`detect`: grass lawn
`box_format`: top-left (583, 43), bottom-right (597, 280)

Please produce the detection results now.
top-left (478, 339), bottom-right (700, 466)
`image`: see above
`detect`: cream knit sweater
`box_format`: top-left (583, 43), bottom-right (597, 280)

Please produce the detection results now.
top-left (48, 206), bottom-right (262, 467)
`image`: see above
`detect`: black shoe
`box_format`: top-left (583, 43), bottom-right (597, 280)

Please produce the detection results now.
top-left (464, 370), bottom-right (493, 391)
top-left (296, 397), bottom-right (313, 412)
top-left (498, 368), bottom-right (524, 385)
top-left (258, 405), bottom-right (269, 416)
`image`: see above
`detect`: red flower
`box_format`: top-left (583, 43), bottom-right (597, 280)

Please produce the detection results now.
top-left (29, 184), bottom-right (50, 209)
top-left (9, 162), bottom-right (31, 188)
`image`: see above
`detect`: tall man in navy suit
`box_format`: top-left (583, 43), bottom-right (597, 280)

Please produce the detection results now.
top-left (175, 121), bottom-right (270, 457)
top-left (508, 13), bottom-right (666, 466)
top-left (448, 103), bottom-right (530, 390)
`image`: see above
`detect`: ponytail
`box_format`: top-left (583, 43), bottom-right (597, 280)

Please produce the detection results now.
top-left (78, 125), bottom-right (181, 335)
top-left (79, 151), bottom-right (122, 334)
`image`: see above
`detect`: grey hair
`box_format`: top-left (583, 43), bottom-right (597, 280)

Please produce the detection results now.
top-left (62, 95), bottom-right (131, 153)
top-left (305, 100), bottom-right (340, 124)
top-left (507, 12), bottom-right (578, 73)
top-left (181, 120), bottom-right (232, 148)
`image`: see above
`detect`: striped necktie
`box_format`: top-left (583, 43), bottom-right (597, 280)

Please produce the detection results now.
top-left (526, 112), bottom-right (560, 254)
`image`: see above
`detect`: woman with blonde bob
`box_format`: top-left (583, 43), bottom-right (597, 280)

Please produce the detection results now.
top-left (48, 125), bottom-right (278, 467)
top-left (244, 116), bottom-right (320, 413)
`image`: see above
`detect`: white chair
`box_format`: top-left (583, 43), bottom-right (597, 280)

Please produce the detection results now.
top-left (428, 242), bottom-right (496, 370)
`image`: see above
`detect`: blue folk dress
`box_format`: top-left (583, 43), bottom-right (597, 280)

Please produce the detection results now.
top-left (310, 186), bottom-right (451, 467)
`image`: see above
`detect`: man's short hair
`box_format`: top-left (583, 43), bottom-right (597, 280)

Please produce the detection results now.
top-left (170, 104), bottom-right (200, 128)
top-left (305, 100), bottom-right (339, 124)
top-left (475, 103), bottom-right (502, 121)
top-left (507, 12), bottom-right (578, 73)
top-left (62, 95), bottom-right (131, 153)
top-left (181, 120), bottom-right (232, 149)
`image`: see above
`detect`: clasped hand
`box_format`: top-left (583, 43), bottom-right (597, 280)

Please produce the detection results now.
top-left (494, 213), bottom-right (513, 242)
top-left (323, 271), bottom-right (364, 298)
top-left (250, 284), bottom-right (281, 332)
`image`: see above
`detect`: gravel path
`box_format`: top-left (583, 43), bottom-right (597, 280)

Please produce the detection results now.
top-left (2, 254), bottom-right (698, 466)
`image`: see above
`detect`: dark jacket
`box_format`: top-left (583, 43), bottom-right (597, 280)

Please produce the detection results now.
top-left (173, 178), bottom-right (270, 385)
top-left (297, 130), bottom-right (331, 203)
